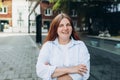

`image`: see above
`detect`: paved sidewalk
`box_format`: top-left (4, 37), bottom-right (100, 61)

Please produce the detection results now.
top-left (0, 33), bottom-right (42, 80)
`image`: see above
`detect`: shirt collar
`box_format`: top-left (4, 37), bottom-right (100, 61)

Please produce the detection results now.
top-left (53, 37), bottom-right (81, 48)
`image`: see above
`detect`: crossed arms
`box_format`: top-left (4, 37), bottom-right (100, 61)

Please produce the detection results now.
top-left (51, 64), bottom-right (87, 80)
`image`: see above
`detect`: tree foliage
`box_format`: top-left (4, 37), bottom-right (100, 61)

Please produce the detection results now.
top-left (50, 0), bottom-right (77, 13)
top-left (49, 0), bottom-right (85, 13)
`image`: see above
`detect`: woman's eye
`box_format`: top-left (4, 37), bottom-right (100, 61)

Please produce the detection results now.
top-left (59, 24), bottom-right (64, 27)
top-left (59, 23), bottom-right (71, 27)
top-left (66, 23), bottom-right (71, 26)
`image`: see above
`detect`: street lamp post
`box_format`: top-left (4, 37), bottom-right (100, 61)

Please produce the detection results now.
top-left (28, 0), bottom-right (49, 44)
top-left (36, 0), bottom-right (49, 44)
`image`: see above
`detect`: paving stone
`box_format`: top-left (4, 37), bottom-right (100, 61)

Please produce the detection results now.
top-left (0, 33), bottom-right (40, 80)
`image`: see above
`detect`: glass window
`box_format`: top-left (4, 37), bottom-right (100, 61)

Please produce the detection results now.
top-left (0, 6), bottom-right (7, 14)
top-left (44, 8), bottom-right (53, 16)
top-left (4, 7), bottom-right (6, 13)
top-left (71, 9), bottom-right (77, 17)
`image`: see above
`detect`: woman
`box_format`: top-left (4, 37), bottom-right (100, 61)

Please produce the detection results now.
top-left (36, 13), bottom-right (90, 80)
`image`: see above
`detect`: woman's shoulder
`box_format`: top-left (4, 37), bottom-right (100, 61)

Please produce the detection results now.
top-left (73, 39), bottom-right (85, 45)
top-left (43, 41), bottom-right (53, 46)
top-left (42, 41), bottom-right (57, 47)
top-left (73, 40), bottom-right (88, 50)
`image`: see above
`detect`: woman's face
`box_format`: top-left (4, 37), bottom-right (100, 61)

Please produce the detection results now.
top-left (57, 18), bottom-right (72, 40)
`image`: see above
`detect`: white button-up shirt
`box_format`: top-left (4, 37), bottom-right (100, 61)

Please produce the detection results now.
top-left (36, 38), bottom-right (90, 80)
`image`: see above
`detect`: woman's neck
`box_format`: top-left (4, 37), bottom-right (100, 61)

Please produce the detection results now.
top-left (58, 38), bottom-right (70, 45)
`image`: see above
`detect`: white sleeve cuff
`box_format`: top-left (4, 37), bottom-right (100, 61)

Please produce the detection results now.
top-left (48, 66), bottom-right (57, 79)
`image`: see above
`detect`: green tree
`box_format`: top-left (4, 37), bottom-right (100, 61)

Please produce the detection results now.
top-left (50, 0), bottom-right (78, 14)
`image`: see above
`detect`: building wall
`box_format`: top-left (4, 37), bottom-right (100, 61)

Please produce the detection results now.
top-left (12, 0), bottom-right (28, 32)
top-left (40, 2), bottom-right (80, 32)
top-left (40, 3), bottom-right (59, 32)
top-left (0, 0), bottom-right (12, 26)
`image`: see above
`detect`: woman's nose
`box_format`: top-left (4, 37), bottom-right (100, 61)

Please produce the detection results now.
top-left (63, 25), bottom-right (67, 29)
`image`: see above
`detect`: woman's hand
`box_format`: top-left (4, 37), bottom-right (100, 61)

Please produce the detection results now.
top-left (57, 64), bottom-right (87, 80)
top-left (69, 64), bottom-right (87, 76)
top-left (45, 62), bottom-right (50, 65)
top-left (50, 64), bottom-right (87, 78)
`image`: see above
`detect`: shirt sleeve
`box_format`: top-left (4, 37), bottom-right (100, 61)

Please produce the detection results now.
top-left (36, 42), bottom-right (56, 80)
top-left (69, 61), bottom-right (90, 80)
top-left (79, 41), bottom-right (90, 80)
top-left (69, 60), bottom-right (90, 80)
top-left (69, 41), bottom-right (90, 80)
top-left (69, 74), bottom-right (83, 80)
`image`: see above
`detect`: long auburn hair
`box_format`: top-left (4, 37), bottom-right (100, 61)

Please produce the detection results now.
top-left (44, 13), bottom-right (80, 43)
